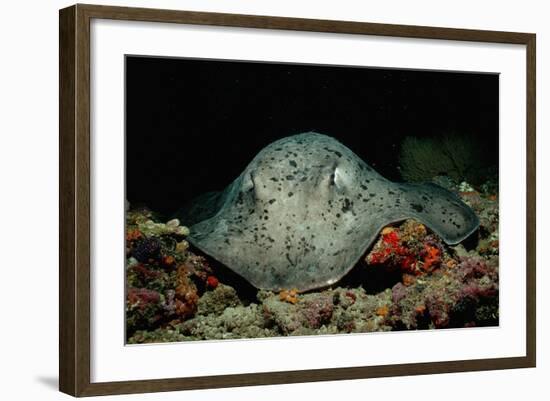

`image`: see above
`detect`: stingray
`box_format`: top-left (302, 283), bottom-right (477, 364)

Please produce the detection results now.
top-left (178, 132), bottom-right (479, 292)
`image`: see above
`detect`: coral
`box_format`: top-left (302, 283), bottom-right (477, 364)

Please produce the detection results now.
top-left (421, 243), bottom-right (441, 272)
top-left (366, 220), bottom-right (446, 279)
top-left (301, 294), bottom-right (334, 329)
top-left (127, 287), bottom-right (161, 308)
top-left (177, 304), bottom-right (275, 341)
top-left (392, 282), bottom-right (409, 303)
top-left (389, 253), bottom-right (499, 330)
top-left (126, 229), bottom-right (143, 242)
top-left (161, 255), bottom-right (176, 268)
top-left (375, 305), bottom-right (390, 317)
top-left (366, 228), bottom-right (413, 268)
top-left (137, 218), bottom-right (190, 238)
top-left (262, 295), bottom-right (304, 334)
top-left (206, 275), bottom-right (219, 289)
top-left (131, 237), bottom-right (162, 263)
top-left (126, 288), bottom-right (163, 335)
top-left (175, 240), bottom-right (189, 255)
top-left (399, 134), bottom-right (487, 183)
top-left (173, 264), bottom-right (199, 320)
top-left (279, 288), bottom-right (300, 304)
top-left (197, 284), bottom-right (241, 316)
top-left (183, 254), bottom-right (214, 284)
top-left (128, 327), bottom-right (188, 344)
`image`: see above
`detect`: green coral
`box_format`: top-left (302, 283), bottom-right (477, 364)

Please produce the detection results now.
top-left (197, 284), bottom-right (242, 316)
top-left (399, 134), bottom-right (486, 183)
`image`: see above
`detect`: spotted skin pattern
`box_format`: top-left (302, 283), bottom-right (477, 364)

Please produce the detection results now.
top-left (182, 133), bottom-right (479, 291)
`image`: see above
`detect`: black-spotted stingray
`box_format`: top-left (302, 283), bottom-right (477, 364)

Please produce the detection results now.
top-left (181, 132), bottom-right (479, 291)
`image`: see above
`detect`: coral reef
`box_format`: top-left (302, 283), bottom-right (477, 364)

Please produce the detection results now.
top-left (125, 176), bottom-right (499, 343)
top-left (399, 134), bottom-right (488, 184)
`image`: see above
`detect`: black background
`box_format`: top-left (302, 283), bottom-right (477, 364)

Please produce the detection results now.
top-left (126, 56), bottom-right (498, 216)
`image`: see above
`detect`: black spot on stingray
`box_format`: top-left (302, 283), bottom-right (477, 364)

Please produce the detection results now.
top-left (286, 253), bottom-right (293, 265)
top-left (336, 213), bottom-right (341, 218)
top-left (369, 193), bottom-right (376, 197)
top-left (342, 198), bottom-right (352, 213)
top-left (270, 177), bottom-right (278, 182)
top-left (323, 146), bottom-right (343, 158)
top-left (411, 203), bottom-right (424, 213)
top-left (286, 175), bottom-right (295, 180)
top-left (289, 160), bottom-right (297, 167)
top-left (288, 192), bottom-right (294, 197)
top-left (268, 199), bottom-right (276, 204)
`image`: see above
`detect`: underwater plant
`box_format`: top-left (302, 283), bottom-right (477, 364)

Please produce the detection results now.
top-left (398, 134), bottom-right (487, 184)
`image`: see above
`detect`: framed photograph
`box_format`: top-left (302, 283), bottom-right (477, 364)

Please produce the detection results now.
top-left (59, 4), bottom-right (536, 397)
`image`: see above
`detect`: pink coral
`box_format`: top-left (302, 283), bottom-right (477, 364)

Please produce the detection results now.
top-left (127, 287), bottom-right (160, 310)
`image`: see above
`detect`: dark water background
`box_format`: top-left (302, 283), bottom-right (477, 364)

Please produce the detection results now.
top-left (126, 56), bottom-right (498, 216)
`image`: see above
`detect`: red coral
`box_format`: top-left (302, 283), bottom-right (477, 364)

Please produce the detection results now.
top-left (383, 231), bottom-right (400, 247)
top-left (206, 275), bottom-right (219, 289)
top-left (400, 255), bottom-right (417, 272)
top-left (422, 244), bottom-right (441, 272)
top-left (367, 229), bottom-right (417, 274)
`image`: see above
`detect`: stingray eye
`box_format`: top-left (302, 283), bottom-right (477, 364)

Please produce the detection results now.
top-left (329, 172), bottom-right (336, 186)
top-left (332, 168), bottom-right (344, 190)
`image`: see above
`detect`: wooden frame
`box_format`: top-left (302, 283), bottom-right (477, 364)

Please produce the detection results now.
top-left (59, 3), bottom-right (536, 397)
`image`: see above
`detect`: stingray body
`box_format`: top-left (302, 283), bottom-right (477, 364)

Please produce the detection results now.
top-left (181, 132), bottom-right (479, 291)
